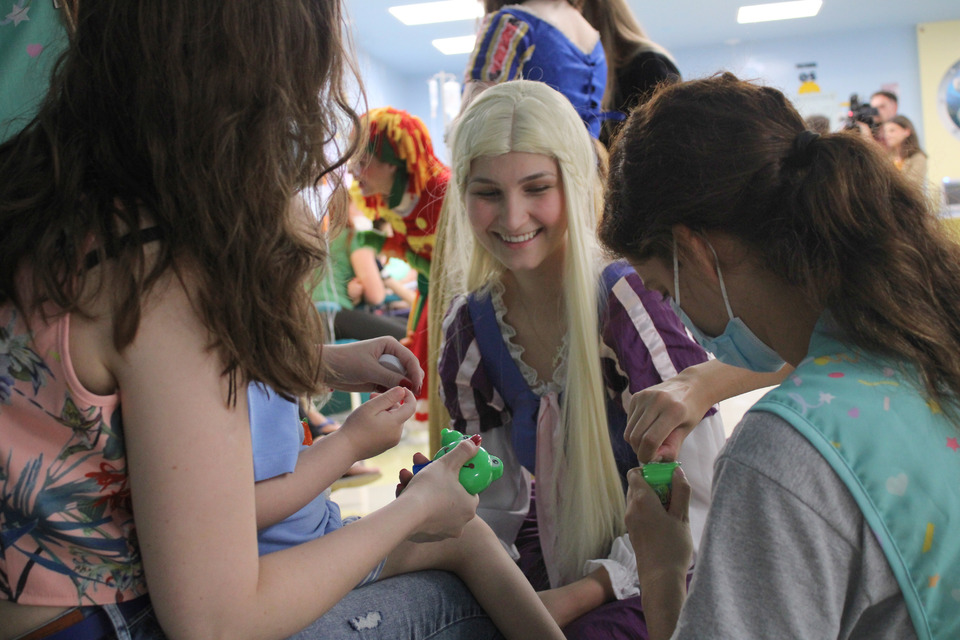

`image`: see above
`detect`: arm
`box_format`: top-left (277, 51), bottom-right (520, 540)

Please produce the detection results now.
top-left (626, 359), bottom-right (790, 462)
top-left (383, 275), bottom-right (418, 307)
top-left (537, 569), bottom-right (616, 629)
top-left (457, 10), bottom-right (532, 117)
top-left (254, 387), bottom-right (414, 529)
top-left (625, 467), bottom-right (691, 640)
top-left (112, 272), bottom-right (468, 639)
top-left (349, 245), bottom-right (387, 306)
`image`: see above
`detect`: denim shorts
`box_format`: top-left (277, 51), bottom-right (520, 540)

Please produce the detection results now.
top-left (101, 600), bottom-right (166, 640)
top-left (25, 570), bottom-right (498, 640)
top-left (20, 596), bottom-right (166, 640)
top-left (286, 570), bottom-right (503, 640)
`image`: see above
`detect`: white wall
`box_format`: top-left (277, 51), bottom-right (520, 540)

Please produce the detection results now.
top-left (673, 26), bottom-right (925, 141)
top-left (352, 50), bottom-right (458, 164)
top-left (355, 26), bottom-right (930, 157)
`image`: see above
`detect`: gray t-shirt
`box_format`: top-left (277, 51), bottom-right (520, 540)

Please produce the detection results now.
top-left (673, 410), bottom-right (916, 639)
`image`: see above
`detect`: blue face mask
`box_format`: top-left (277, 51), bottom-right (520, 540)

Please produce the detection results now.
top-left (669, 237), bottom-right (785, 373)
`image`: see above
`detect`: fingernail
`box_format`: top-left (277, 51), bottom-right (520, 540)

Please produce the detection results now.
top-left (470, 434), bottom-right (482, 446)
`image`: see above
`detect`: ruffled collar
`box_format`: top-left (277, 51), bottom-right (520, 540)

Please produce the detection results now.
top-left (489, 279), bottom-right (567, 396)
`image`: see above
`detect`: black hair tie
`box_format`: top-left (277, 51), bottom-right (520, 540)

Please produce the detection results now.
top-left (791, 130), bottom-right (820, 165)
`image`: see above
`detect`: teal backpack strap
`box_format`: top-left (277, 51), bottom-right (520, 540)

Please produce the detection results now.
top-left (1, 1), bottom-right (70, 142)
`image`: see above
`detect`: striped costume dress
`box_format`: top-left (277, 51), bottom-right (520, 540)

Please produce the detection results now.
top-left (438, 261), bottom-right (727, 639)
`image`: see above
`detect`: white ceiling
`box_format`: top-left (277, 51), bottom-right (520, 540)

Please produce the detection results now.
top-left (344, 0), bottom-right (960, 78)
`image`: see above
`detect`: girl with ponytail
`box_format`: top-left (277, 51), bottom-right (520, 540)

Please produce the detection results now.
top-left (602, 72), bottom-right (960, 640)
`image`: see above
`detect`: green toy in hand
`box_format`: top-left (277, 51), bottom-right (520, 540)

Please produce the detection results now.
top-left (412, 428), bottom-right (504, 494)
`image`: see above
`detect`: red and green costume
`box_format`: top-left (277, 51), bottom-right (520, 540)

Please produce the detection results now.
top-left (351, 107), bottom-right (450, 398)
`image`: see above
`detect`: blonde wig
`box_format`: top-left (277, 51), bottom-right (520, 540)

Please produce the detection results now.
top-left (435, 80), bottom-right (625, 584)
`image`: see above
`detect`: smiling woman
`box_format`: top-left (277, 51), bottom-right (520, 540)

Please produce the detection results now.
top-left (430, 79), bottom-right (729, 640)
top-left (465, 152), bottom-right (568, 279)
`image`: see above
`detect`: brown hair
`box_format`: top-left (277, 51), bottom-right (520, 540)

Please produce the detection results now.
top-left (0, 0), bottom-right (362, 402)
top-left (600, 73), bottom-right (960, 412)
top-left (886, 115), bottom-right (926, 161)
top-left (804, 114), bottom-right (831, 135)
top-left (579, 0), bottom-right (677, 111)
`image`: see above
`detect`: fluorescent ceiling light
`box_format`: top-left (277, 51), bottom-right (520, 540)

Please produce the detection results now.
top-left (390, 1), bottom-right (484, 26)
top-left (432, 35), bottom-right (477, 55)
top-left (737, 0), bottom-right (822, 24)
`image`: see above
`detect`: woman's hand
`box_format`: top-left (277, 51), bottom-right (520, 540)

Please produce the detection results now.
top-left (398, 440), bottom-right (480, 543)
top-left (625, 372), bottom-right (708, 463)
top-left (627, 361), bottom-right (790, 463)
top-left (625, 467), bottom-right (692, 590)
top-left (338, 387), bottom-right (415, 461)
top-left (321, 337), bottom-right (423, 393)
top-left (625, 466), bottom-right (692, 640)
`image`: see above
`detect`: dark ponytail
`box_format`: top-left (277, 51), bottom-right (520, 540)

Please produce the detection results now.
top-left (601, 72), bottom-right (960, 412)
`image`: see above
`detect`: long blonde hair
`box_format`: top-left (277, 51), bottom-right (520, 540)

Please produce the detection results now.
top-left (434, 80), bottom-right (625, 584)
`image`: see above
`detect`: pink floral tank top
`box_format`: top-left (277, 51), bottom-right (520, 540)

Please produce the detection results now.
top-left (0, 303), bottom-right (146, 605)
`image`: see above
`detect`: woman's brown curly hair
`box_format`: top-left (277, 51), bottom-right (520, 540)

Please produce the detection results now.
top-left (0, 0), bottom-right (363, 402)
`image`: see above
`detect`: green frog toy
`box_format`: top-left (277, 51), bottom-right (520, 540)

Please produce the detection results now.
top-left (412, 428), bottom-right (503, 494)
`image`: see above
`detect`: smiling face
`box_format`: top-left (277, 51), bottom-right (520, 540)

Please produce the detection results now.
top-left (465, 152), bottom-right (567, 275)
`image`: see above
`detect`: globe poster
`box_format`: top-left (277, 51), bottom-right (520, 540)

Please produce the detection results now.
top-left (939, 58), bottom-right (960, 141)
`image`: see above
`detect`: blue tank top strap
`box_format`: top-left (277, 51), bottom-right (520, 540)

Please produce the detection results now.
top-left (466, 292), bottom-right (540, 471)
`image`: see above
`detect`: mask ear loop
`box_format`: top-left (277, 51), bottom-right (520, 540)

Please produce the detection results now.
top-left (672, 236), bottom-right (681, 307)
top-left (703, 239), bottom-right (735, 320)
top-left (56, 0), bottom-right (78, 34)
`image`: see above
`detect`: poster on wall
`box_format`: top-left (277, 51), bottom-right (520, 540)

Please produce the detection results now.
top-left (938, 58), bottom-right (960, 142)
top-left (791, 61), bottom-right (842, 132)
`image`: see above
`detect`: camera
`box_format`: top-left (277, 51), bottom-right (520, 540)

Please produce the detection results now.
top-left (844, 93), bottom-right (880, 131)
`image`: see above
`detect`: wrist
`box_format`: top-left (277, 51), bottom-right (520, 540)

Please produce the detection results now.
top-left (394, 483), bottom-right (432, 522)
top-left (638, 566), bottom-right (687, 598)
top-left (639, 569), bottom-right (687, 640)
top-left (325, 428), bottom-right (364, 465)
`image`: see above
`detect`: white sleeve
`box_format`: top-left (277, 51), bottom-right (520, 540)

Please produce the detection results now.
top-left (583, 411), bottom-right (725, 601)
top-left (583, 533), bottom-right (642, 600)
top-left (676, 411), bottom-right (726, 557)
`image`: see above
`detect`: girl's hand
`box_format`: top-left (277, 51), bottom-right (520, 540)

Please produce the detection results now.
top-left (338, 387), bottom-right (416, 461)
top-left (322, 337), bottom-right (423, 394)
top-left (346, 277), bottom-right (364, 305)
top-left (399, 440), bottom-right (480, 543)
top-left (625, 466), bottom-right (693, 590)
top-left (625, 374), bottom-right (707, 463)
